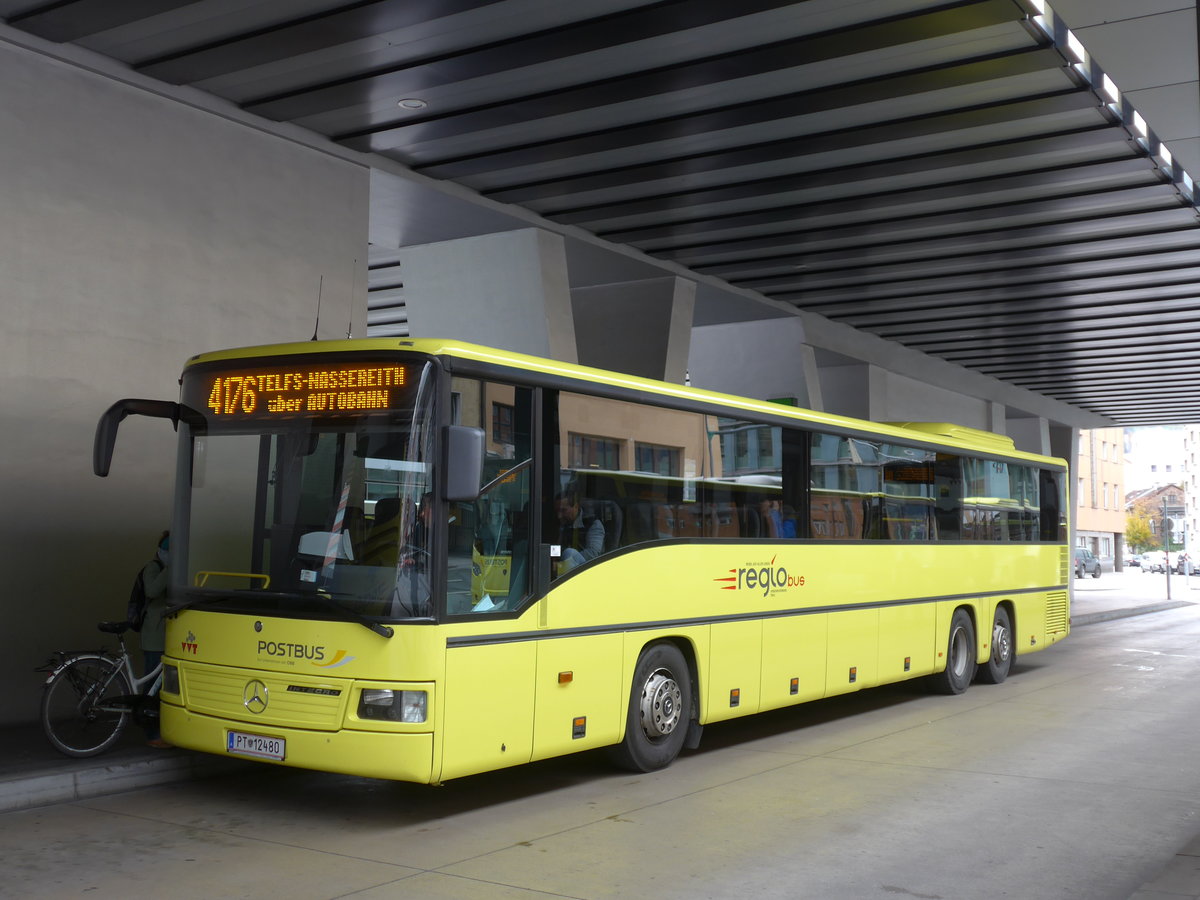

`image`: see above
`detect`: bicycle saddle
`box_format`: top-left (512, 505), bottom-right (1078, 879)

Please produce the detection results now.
top-left (98, 621), bottom-right (131, 634)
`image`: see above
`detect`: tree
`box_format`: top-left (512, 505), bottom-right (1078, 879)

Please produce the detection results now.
top-left (1125, 514), bottom-right (1156, 553)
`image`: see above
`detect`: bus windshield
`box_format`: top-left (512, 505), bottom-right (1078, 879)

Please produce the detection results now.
top-left (176, 356), bottom-right (437, 622)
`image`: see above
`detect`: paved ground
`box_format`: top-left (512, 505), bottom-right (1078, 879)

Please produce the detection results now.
top-left (4, 570), bottom-right (1199, 899)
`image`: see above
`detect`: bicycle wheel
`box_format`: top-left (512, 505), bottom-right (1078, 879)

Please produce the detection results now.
top-left (41, 655), bottom-right (133, 757)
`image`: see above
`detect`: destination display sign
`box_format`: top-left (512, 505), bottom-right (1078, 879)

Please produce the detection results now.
top-left (182, 359), bottom-right (413, 423)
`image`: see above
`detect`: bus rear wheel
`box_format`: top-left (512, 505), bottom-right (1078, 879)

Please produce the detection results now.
top-left (977, 606), bottom-right (1013, 685)
top-left (610, 642), bottom-right (692, 772)
top-left (930, 608), bottom-right (976, 695)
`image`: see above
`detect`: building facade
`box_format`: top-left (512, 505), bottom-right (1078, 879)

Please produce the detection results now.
top-left (1126, 484), bottom-right (1186, 552)
top-left (1124, 426), bottom-right (1186, 492)
top-left (1076, 428), bottom-right (1127, 565)
top-left (1184, 428), bottom-right (1200, 552)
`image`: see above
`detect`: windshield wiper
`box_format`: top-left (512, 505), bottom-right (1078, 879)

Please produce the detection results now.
top-left (168, 589), bottom-right (393, 638)
top-left (311, 591), bottom-right (394, 638)
top-left (166, 592), bottom-right (249, 615)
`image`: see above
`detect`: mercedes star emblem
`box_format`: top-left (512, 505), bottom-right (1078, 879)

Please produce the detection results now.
top-left (243, 680), bottom-right (269, 714)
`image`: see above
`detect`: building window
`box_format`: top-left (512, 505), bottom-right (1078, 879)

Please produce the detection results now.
top-left (492, 402), bottom-right (514, 445)
top-left (719, 418), bottom-right (780, 475)
top-left (635, 442), bottom-right (681, 476)
top-left (569, 433), bottom-right (620, 470)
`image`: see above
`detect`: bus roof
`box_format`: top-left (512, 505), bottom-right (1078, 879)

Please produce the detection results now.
top-left (183, 337), bottom-right (1067, 468)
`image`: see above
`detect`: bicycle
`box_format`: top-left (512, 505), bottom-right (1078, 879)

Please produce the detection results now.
top-left (37, 621), bottom-right (162, 757)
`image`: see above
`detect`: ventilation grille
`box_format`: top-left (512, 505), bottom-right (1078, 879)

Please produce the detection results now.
top-left (1046, 592), bottom-right (1069, 635)
top-left (366, 250), bottom-right (407, 337)
top-left (1059, 547), bottom-right (1070, 583)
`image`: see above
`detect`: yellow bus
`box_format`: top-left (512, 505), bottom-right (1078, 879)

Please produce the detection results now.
top-left (95, 338), bottom-right (1070, 782)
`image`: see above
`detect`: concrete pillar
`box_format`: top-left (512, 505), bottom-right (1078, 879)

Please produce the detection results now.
top-left (987, 401), bottom-right (1007, 435)
top-left (688, 317), bottom-right (821, 405)
top-left (1050, 424), bottom-right (1081, 562)
top-left (400, 228), bottom-right (578, 362)
top-left (820, 364), bottom-right (874, 420)
top-left (572, 276), bottom-right (695, 382)
top-left (1008, 416), bottom-right (1053, 456)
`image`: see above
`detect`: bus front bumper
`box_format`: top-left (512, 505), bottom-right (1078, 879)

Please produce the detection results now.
top-left (160, 703), bottom-right (436, 783)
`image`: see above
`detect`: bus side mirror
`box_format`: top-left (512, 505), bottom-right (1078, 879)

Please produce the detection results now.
top-left (93, 399), bottom-right (181, 477)
top-left (444, 425), bottom-right (485, 502)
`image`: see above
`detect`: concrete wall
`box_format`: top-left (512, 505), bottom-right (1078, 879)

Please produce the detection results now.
top-left (690, 319), bottom-right (995, 426)
top-left (0, 41), bottom-right (368, 725)
top-left (688, 318), bottom-right (819, 405)
top-left (400, 229), bottom-right (578, 362)
top-left (869, 369), bottom-right (994, 429)
top-left (573, 277), bottom-right (695, 383)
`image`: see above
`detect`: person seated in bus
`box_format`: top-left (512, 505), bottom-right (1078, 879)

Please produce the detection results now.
top-left (401, 493), bottom-right (432, 570)
top-left (389, 494), bottom-right (433, 617)
top-left (760, 499), bottom-right (796, 538)
top-left (555, 488), bottom-right (604, 572)
top-left (360, 497), bottom-right (401, 566)
top-left (342, 505), bottom-right (367, 559)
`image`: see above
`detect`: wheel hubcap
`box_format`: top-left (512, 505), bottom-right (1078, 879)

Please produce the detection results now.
top-left (639, 668), bottom-right (682, 739)
top-left (949, 626), bottom-right (970, 677)
top-left (992, 622), bottom-right (1011, 662)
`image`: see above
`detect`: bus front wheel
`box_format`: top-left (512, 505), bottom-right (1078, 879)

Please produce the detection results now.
top-left (977, 606), bottom-right (1013, 685)
top-left (930, 608), bottom-right (977, 695)
top-left (610, 642), bottom-right (692, 772)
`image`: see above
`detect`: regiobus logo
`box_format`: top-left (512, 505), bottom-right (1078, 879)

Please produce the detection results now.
top-left (715, 556), bottom-right (805, 597)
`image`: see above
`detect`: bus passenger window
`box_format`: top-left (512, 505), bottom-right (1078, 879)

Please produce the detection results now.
top-left (549, 391), bottom-right (710, 578)
top-left (810, 433), bottom-right (938, 541)
top-left (448, 378), bottom-right (533, 615)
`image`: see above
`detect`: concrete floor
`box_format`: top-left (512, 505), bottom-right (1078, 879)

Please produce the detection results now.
top-left (4, 590), bottom-right (1200, 899)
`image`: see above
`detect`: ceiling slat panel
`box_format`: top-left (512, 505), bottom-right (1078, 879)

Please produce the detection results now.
top-left (6, 0), bottom-right (1199, 423)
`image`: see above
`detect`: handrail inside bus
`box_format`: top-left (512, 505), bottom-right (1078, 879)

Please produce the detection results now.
top-left (478, 457), bottom-right (532, 496)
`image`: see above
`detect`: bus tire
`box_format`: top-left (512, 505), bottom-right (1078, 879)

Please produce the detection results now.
top-left (977, 606), bottom-right (1013, 685)
top-left (930, 608), bottom-right (976, 695)
top-left (610, 642), bottom-right (692, 773)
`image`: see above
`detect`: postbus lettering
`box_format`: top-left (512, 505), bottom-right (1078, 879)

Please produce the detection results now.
top-left (257, 640), bottom-right (326, 661)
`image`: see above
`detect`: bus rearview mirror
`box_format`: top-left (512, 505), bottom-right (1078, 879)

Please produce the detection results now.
top-left (93, 399), bottom-right (181, 477)
top-left (444, 425), bottom-right (485, 501)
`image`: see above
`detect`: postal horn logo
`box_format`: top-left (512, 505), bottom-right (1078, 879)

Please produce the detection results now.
top-left (715, 555), bottom-right (805, 598)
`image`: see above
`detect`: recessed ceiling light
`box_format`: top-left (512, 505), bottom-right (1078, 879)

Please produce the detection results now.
top-left (397, 98), bottom-right (428, 110)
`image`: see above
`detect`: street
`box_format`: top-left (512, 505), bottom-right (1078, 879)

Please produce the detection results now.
top-left (4, 596), bottom-right (1200, 900)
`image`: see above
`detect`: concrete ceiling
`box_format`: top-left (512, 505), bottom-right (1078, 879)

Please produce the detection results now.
top-left (3, 0), bottom-right (1199, 426)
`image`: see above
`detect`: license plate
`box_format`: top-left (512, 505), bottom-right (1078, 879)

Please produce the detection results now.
top-left (227, 730), bottom-right (285, 761)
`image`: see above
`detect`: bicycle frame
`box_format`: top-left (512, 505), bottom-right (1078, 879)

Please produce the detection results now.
top-left (41, 638), bottom-right (162, 714)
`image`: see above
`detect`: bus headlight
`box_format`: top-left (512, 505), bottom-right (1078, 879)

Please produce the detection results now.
top-left (162, 663), bottom-right (180, 695)
top-left (359, 688), bottom-right (427, 723)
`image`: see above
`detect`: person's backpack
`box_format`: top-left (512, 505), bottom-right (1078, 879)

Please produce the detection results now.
top-left (126, 561), bottom-right (160, 632)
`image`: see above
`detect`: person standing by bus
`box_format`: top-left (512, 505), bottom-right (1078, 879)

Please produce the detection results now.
top-left (140, 531), bottom-right (171, 748)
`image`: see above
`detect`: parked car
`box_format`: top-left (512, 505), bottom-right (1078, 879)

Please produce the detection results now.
top-left (1175, 553), bottom-right (1194, 575)
top-left (1074, 547), bottom-right (1101, 578)
top-left (1141, 551), bottom-right (1168, 573)
top-left (1128, 554), bottom-right (1143, 568)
